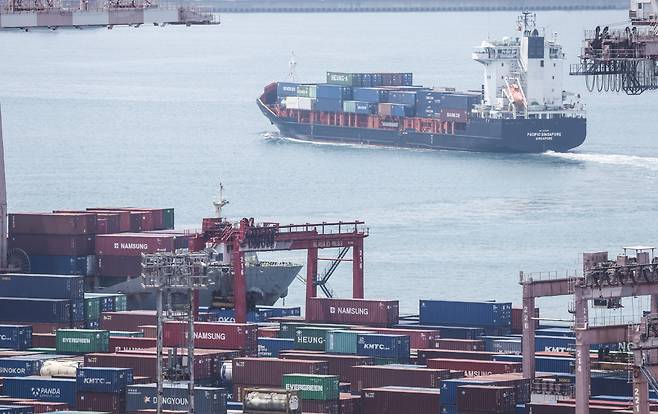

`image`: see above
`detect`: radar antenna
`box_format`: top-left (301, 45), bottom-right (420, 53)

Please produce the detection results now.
top-left (288, 51), bottom-right (298, 82)
top-left (517, 11), bottom-right (536, 35)
top-left (212, 182), bottom-right (229, 218)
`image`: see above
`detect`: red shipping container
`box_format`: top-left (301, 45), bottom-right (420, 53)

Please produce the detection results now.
top-left (306, 298), bottom-right (399, 326)
top-left (129, 211), bottom-right (155, 232)
top-left (9, 212), bottom-right (97, 235)
top-left (232, 357), bottom-right (328, 386)
top-left (432, 338), bottom-right (485, 351)
top-left (426, 358), bottom-right (522, 377)
top-left (302, 399), bottom-right (339, 414)
top-left (361, 386), bottom-right (440, 414)
top-left (163, 321), bottom-right (258, 355)
top-left (279, 352), bottom-right (374, 385)
top-left (96, 255), bottom-right (142, 277)
top-left (7, 401), bottom-right (70, 413)
top-left (257, 327), bottom-right (279, 338)
top-left (417, 349), bottom-right (497, 364)
top-left (30, 333), bottom-right (55, 348)
top-left (350, 365), bottom-right (450, 393)
top-left (0, 321), bottom-right (77, 334)
top-left (84, 352), bottom-right (215, 380)
top-left (511, 307), bottom-right (540, 334)
top-left (456, 385), bottom-right (515, 413)
top-left (357, 327), bottom-right (439, 349)
top-left (77, 391), bottom-right (125, 414)
top-left (9, 233), bottom-right (94, 256)
top-left (468, 373), bottom-right (532, 404)
top-left (86, 209), bottom-right (132, 232)
top-left (339, 392), bottom-right (360, 414)
top-left (108, 336), bottom-right (157, 353)
top-left (101, 311), bottom-right (157, 331)
top-left (139, 325), bottom-right (157, 338)
top-left (116, 347), bottom-right (237, 377)
top-left (95, 233), bottom-right (176, 257)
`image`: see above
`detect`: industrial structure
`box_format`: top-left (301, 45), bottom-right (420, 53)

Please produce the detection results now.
top-left (193, 217), bottom-right (368, 324)
top-left (0, 0), bottom-right (218, 30)
top-left (141, 251), bottom-right (210, 414)
top-left (570, 0), bottom-right (658, 94)
top-left (520, 246), bottom-right (658, 414)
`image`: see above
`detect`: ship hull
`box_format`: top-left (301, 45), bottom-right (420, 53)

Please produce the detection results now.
top-left (93, 264), bottom-right (302, 310)
top-left (258, 99), bottom-right (586, 153)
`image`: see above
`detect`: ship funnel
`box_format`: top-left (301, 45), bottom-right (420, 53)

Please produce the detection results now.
top-left (0, 105), bottom-right (7, 269)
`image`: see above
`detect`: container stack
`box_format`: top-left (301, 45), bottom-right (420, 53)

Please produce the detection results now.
top-left (276, 72), bottom-right (484, 123)
top-left (76, 366), bottom-right (133, 413)
top-left (0, 273), bottom-right (85, 332)
top-left (8, 207), bottom-right (176, 280)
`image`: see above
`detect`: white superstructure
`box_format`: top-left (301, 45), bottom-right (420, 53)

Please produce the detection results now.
top-left (472, 12), bottom-right (583, 119)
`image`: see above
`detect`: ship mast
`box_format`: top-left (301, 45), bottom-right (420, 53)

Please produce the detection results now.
top-left (517, 10), bottom-right (536, 35)
top-left (212, 182), bottom-right (229, 218)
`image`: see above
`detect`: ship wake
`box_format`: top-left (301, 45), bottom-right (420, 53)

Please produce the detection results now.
top-left (544, 151), bottom-right (658, 172)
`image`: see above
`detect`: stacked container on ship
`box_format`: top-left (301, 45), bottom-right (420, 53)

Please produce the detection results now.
top-left (258, 13), bottom-right (586, 153)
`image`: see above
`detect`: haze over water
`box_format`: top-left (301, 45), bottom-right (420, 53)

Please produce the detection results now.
top-left (1, 10), bottom-right (657, 318)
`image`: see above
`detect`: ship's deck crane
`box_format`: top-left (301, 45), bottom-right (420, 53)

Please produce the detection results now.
top-left (194, 217), bottom-right (368, 323)
top-left (569, 0), bottom-right (658, 94)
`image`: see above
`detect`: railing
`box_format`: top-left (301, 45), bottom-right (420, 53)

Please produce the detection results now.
top-left (519, 269), bottom-right (580, 284)
top-left (276, 221), bottom-right (368, 236)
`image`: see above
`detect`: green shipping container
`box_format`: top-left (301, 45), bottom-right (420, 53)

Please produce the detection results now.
top-left (282, 374), bottom-right (340, 401)
top-left (325, 330), bottom-right (372, 355)
top-left (374, 357), bottom-right (398, 365)
top-left (109, 331), bottom-right (144, 337)
top-left (163, 208), bottom-right (175, 229)
top-left (327, 72), bottom-right (356, 86)
top-left (294, 327), bottom-right (335, 351)
top-left (27, 347), bottom-right (58, 354)
top-left (280, 322), bottom-right (352, 339)
top-left (56, 329), bottom-right (110, 354)
top-left (296, 85), bottom-right (317, 98)
top-left (84, 296), bottom-right (102, 322)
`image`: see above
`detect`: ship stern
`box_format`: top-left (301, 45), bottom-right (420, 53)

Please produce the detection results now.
top-left (501, 116), bottom-right (586, 153)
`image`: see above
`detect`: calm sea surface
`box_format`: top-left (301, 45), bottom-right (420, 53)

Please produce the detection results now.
top-left (1, 10), bottom-right (657, 318)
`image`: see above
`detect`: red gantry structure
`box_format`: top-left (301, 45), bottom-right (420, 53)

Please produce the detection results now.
top-left (196, 217), bottom-right (368, 324)
top-left (520, 246), bottom-right (658, 414)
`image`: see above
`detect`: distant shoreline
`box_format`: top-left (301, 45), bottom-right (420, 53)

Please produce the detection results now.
top-left (192, 0), bottom-right (627, 13)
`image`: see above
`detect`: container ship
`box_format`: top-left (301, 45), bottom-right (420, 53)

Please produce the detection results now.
top-left (258, 13), bottom-right (586, 153)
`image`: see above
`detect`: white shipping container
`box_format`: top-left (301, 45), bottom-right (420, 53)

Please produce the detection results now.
top-left (1, 13), bottom-right (38, 28)
top-left (284, 96), bottom-right (315, 111)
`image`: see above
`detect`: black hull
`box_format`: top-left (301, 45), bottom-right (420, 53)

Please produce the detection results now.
top-left (258, 100), bottom-right (586, 153)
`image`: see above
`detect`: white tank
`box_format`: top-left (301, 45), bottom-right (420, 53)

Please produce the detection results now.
top-left (220, 361), bottom-right (232, 382)
top-left (40, 359), bottom-right (81, 377)
top-left (243, 389), bottom-right (300, 413)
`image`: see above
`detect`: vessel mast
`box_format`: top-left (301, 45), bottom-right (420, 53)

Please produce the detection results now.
top-left (212, 182), bottom-right (229, 218)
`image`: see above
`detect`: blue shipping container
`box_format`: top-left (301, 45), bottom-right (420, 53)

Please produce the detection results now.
top-left (126, 384), bottom-right (227, 413)
top-left (353, 88), bottom-right (388, 103)
top-left (257, 306), bottom-right (301, 318)
top-left (535, 335), bottom-right (575, 352)
top-left (76, 367), bottom-right (133, 393)
top-left (257, 337), bottom-right (295, 357)
top-left (29, 255), bottom-right (88, 276)
top-left (390, 104), bottom-right (414, 117)
top-left (0, 358), bottom-right (42, 377)
top-left (3, 376), bottom-right (77, 405)
top-left (210, 308), bottom-right (273, 323)
top-left (493, 354), bottom-right (572, 374)
top-left (388, 91), bottom-right (417, 106)
top-left (317, 84), bottom-right (352, 100)
top-left (355, 101), bottom-right (376, 114)
top-left (0, 298), bottom-right (71, 324)
top-left (0, 325), bottom-right (32, 350)
top-left (277, 82), bottom-right (299, 97)
top-left (440, 379), bottom-right (481, 406)
top-left (356, 334), bottom-right (410, 362)
top-left (71, 299), bottom-right (85, 322)
top-left (419, 300), bottom-right (512, 328)
top-left (315, 98), bottom-right (343, 113)
top-left (0, 406), bottom-right (32, 414)
top-left (0, 274), bottom-right (84, 300)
